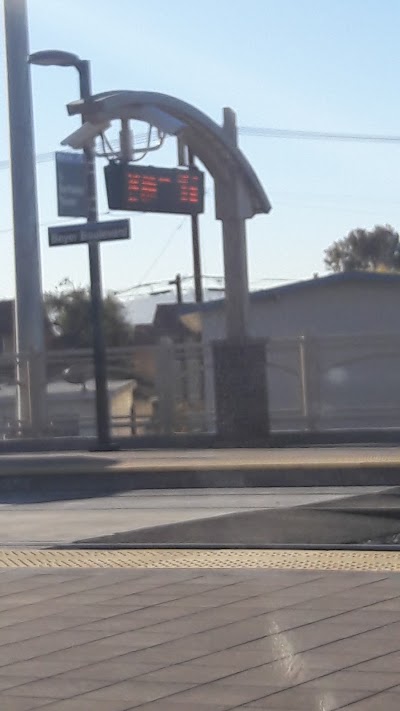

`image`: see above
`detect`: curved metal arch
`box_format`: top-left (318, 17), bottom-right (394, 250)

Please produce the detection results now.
top-left (67, 90), bottom-right (271, 219)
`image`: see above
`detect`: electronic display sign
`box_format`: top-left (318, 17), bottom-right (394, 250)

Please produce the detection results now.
top-left (105, 163), bottom-right (204, 215)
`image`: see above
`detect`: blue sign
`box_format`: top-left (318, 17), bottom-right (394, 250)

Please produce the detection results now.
top-left (55, 151), bottom-right (88, 218)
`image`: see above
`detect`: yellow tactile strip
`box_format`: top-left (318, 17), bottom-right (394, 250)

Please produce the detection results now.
top-left (0, 549), bottom-right (399, 571)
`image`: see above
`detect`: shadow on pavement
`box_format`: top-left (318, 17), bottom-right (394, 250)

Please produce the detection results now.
top-left (75, 489), bottom-right (400, 547)
top-left (0, 455), bottom-right (121, 503)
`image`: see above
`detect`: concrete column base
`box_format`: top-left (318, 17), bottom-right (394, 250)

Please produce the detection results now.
top-left (213, 340), bottom-right (269, 445)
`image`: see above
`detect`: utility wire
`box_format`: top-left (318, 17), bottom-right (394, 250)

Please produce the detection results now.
top-left (2, 124), bottom-right (400, 172)
top-left (117, 274), bottom-right (224, 296)
top-left (238, 126), bottom-right (400, 144)
top-left (0, 132), bottom-right (151, 170)
top-left (0, 210), bottom-right (130, 235)
top-left (116, 274), bottom-right (292, 298)
top-left (135, 218), bottom-right (186, 287)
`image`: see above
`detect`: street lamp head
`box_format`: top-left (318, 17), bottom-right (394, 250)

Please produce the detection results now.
top-left (28, 50), bottom-right (82, 68)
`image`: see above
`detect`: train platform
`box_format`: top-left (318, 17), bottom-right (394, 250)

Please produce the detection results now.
top-left (1, 445), bottom-right (400, 492)
top-left (0, 549), bottom-right (399, 709)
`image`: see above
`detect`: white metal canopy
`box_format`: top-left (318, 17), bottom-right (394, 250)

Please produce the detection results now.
top-left (66, 90), bottom-right (271, 220)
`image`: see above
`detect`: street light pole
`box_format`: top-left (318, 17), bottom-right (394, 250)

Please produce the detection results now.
top-left (4, 0), bottom-right (47, 435)
top-left (28, 50), bottom-right (111, 448)
top-left (76, 60), bottom-right (111, 449)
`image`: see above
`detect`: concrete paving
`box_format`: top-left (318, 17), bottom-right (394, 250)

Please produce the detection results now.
top-left (1, 488), bottom-right (388, 546)
top-left (0, 564), bottom-right (400, 709)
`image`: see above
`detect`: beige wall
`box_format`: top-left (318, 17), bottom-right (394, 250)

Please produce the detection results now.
top-left (110, 384), bottom-right (135, 437)
top-left (201, 282), bottom-right (400, 432)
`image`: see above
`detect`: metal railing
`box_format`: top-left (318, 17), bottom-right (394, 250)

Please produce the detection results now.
top-left (267, 333), bottom-right (400, 431)
top-left (197, 333), bottom-right (400, 434)
top-left (1, 332), bottom-right (400, 439)
top-left (0, 346), bottom-right (155, 439)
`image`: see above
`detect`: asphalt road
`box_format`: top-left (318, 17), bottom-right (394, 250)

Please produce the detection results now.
top-left (0, 486), bottom-right (391, 547)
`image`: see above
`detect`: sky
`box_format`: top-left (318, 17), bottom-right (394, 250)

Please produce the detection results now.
top-left (1, 0), bottom-right (400, 302)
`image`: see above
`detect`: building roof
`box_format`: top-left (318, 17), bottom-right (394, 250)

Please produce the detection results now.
top-left (183, 271), bottom-right (400, 314)
top-left (171, 271), bottom-right (400, 333)
top-left (153, 303), bottom-right (193, 338)
top-left (0, 379), bottom-right (134, 402)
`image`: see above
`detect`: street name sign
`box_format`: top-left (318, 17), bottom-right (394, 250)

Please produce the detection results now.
top-left (48, 219), bottom-right (130, 247)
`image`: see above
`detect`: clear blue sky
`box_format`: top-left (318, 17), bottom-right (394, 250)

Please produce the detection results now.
top-left (1, 0), bottom-right (400, 299)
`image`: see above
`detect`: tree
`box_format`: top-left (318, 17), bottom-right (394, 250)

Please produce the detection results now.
top-left (45, 280), bottom-right (135, 349)
top-left (324, 225), bottom-right (400, 273)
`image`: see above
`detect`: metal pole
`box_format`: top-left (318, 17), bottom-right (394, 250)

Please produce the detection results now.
top-left (171, 274), bottom-right (188, 402)
top-left (177, 140), bottom-right (203, 304)
top-left (299, 335), bottom-right (310, 428)
top-left (175, 274), bottom-right (183, 304)
top-left (168, 274), bottom-right (183, 304)
top-left (221, 108), bottom-right (250, 342)
top-left (4, 0), bottom-right (46, 435)
top-left (77, 61), bottom-right (111, 448)
top-left (188, 150), bottom-right (203, 303)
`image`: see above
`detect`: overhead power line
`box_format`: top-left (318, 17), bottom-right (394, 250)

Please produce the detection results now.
top-left (136, 218), bottom-right (187, 287)
top-left (2, 124), bottom-right (400, 172)
top-left (0, 210), bottom-right (132, 235)
top-left (238, 126), bottom-right (400, 144)
top-left (0, 132), bottom-right (152, 171)
top-left (115, 274), bottom-right (292, 298)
